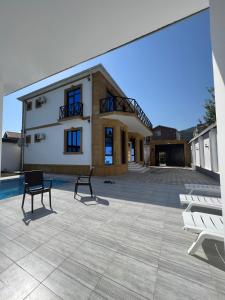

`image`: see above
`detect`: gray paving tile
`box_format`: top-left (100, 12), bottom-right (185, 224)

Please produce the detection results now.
top-left (158, 258), bottom-right (214, 290)
top-left (105, 252), bottom-right (157, 298)
top-left (0, 240), bottom-right (29, 261)
top-left (121, 229), bottom-right (162, 254)
top-left (0, 251), bottom-right (13, 272)
top-left (43, 269), bottom-right (92, 299)
top-left (44, 237), bottom-right (76, 256)
top-left (59, 258), bottom-right (101, 289)
top-left (88, 291), bottom-right (107, 300)
top-left (154, 269), bottom-right (218, 300)
top-left (70, 241), bottom-right (116, 274)
top-left (33, 244), bottom-right (66, 268)
top-left (94, 277), bottom-right (146, 300)
top-left (159, 240), bottom-right (210, 274)
top-left (117, 244), bottom-right (158, 268)
top-left (0, 263), bottom-right (39, 300)
top-left (25, 284), bottom-right (62, 300)
top-left (0, 226), bottom-right (21, 240)
top-left (17, 252), bottom-right (55, 281)
top-left (14, 234), bottom-right (42, 251)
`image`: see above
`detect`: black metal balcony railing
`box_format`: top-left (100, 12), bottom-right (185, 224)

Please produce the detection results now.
top-left (100, 96), bottom-right (152, 129)
top-left (59, 102), bottom-right (83, 119)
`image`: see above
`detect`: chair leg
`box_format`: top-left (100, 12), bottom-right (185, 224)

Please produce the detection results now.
top-left (89, 183), bottom-right (93, 197)
top-left (22, 193), bottom-right (26, 209)
top-left (31, 195), bottom-right (34, 213)
top-left (41, 192), bottom-right (44, 206)
top-left (49, 190), bottom-right (52, 209)
top-left (74, 184), bottom-right (78, 198)
top-left (187, 231), bottom-right (224, 255)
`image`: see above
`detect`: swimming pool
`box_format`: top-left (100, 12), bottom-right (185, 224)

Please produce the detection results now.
top-left (0, 178), bottom-right (69, 200)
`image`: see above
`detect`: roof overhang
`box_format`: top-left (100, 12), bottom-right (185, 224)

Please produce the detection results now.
top-left (100, 113), bottom-right (153, 137)
top-left (0, 0), bottom-right (209, 96)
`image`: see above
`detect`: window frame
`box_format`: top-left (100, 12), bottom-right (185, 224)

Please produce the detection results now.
top-left (26, 101), bottom-right (32, 111)
top-left (121, 129), bottom-right (126, 164)
top-left (34, 134), bottom-right (41, 143)
top-left (140, 139), bottom-right (143, 161)
top-left (64, 127), bottom-right (82, 154)
top-left (35, 99), bottom-right (42, 109)
top-left (25, 135), bottom-right (31, 144)
top-left (64, 84), bottom-right (82, 106)
top-left (104, 127), bottom-right (114, 165)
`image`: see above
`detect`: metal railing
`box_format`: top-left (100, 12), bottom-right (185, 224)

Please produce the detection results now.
top-left (59, 102), bottom-right (83, 119)
top-left (100, 96), bottom-right (152, 129)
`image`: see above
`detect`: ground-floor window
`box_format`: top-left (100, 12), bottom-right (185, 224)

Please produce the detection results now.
top-left (140, 140), bottom-right (143, 161)
top-left (105, 127), bottom-right (113, 165)
top-left (131, 138), bottom-right (135, 162)
top-left (121, 129), bottom-right (126, 164)
top-left (64, 128), bottom-right (82, 153)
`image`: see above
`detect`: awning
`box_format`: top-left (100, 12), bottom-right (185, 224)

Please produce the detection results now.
top-left (0, 0), bottom-right (209, 95)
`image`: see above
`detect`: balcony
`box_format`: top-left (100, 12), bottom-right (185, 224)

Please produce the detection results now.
top-left (100, 96), bottom-right (153, 135)
top-left (59, 102), bottom-right (83, 120)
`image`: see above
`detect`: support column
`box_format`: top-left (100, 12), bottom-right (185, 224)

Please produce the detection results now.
top-left (209, 0), bottom-right (225, 242)
top-left (0, 84), bottom-right (3, 177)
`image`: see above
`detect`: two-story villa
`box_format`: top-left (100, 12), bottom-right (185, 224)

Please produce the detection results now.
top-left (18, 65), bottom-right (153, 176)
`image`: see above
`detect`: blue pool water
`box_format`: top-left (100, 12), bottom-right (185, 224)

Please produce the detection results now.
top-left (0, 178), bottom-right (68, 200)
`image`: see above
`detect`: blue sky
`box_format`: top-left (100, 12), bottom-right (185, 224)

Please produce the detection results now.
top-left (3, 9), bottom-right (213, 134)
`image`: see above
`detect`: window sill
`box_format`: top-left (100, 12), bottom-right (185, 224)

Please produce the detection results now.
top-left (63, 152), bottom-right (83, 155)
top-left (58, 115), bottom-right (83, 122)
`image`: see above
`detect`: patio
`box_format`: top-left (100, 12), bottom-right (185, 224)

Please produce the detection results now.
top-left (0, 167), bottom-right (223, 299)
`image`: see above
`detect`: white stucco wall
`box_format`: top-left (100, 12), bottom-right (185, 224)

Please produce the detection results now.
top-left (194, 141), bottom-right (200, 167)
top-left (25, 77), bottom-right (92, 128)
top-left (191, 126), bottom-right (219, 174)
top-left (24, 119), bottom-right (91, 165)
top-left (203, 135), bottom-right (211, 170)
top-left (209, 0), bottom-right (225, 243)
top-left (210, 128), bottom-right (219, 172)
top-left (24, 77), bottom-right (92, 166)
top-left (1, 142), bottom-right (21, 171)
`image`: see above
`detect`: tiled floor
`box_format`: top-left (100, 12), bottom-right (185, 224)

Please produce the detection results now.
top-left (0, 167), bottom-right (223, 300)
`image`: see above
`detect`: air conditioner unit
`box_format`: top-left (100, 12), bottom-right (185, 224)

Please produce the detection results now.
top-left (36, 96), bottom-right (47, 105)
top-left (39, 133), bottom-right (46, 140)
top-left (35, 133), bottom-right (46, 141)
top-left (40, 96), bottom-right (47, 104)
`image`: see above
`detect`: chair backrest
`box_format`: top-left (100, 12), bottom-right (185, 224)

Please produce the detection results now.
top-left (24, 170), bottom-right (43, 187)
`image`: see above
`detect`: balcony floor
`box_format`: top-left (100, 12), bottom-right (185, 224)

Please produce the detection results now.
top-left (0, 167), bottom-right (224, 299)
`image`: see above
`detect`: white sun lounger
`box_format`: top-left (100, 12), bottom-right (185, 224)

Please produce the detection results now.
top-left (183, 211), bottom-right (224, 255)
top-left (180, 194), bottom-right (222, 211)
top-left (184, 184), bottom-right (221, 195)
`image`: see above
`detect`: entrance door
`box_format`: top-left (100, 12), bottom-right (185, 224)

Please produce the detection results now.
top-left (158, 151), bottom-right (167, 166)
top-left (128, 142), bottom-right (132, 162)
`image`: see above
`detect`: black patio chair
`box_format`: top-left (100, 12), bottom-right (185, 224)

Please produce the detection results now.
top-left (74, 167), bottom-right (94, 198)
top-left (22, 170), bottom-right (52, 213)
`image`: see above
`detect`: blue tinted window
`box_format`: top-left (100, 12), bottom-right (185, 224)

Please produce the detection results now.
top-left (67, 87), bottom-right (81, 117)
top-left (107, 92), bottom-right (114, 112)
top-left (66, 129), bottom-right (81, 152)
top-left (105, 127), bottom-right (113, 165)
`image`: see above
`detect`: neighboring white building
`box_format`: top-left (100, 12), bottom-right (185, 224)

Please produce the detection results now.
top-left (18, 65), bottom-right (153, 176)
top-left (1, 132), bottom-right (21, 172)
top-left (190, 123), bottom-right (219, 179)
